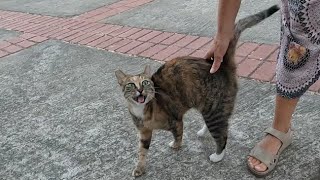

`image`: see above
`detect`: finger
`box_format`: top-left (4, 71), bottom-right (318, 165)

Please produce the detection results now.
top-left (210, 58), bottom-right (222, 73)
top-left (204, 49), bottom-right (214, 60)
top-left (210, 64), bottom-right (215, 74)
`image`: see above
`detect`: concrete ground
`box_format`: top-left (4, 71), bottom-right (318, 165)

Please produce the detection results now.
top-left (0, 0), bottom-right (280, 43)
top-left (0, 40), bottom-right (319, 180)
top-left (0, 29), bottom-right (21, 41)
top-left (0, 0), bottom-right (121, 17)
top-left (104, 0), bottom-right (280, 43)
top-left (0, 0), bottom-right (319, 180)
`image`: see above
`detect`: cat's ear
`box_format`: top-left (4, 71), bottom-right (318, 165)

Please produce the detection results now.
top-left (143, 65), bottom-right (151, 77)
top-left (115, 70), bottom-right (127, 85)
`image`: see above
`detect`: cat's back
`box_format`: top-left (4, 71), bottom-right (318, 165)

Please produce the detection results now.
top-left (151, 56), bottom-right (237, 96)
top-left (152, 56), bottom-right (211, 82)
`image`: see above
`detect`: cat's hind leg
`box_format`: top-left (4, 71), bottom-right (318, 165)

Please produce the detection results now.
top-left (197, 124), bottom-right (208, 137)
top-left (201, 108), bottom-right (231, 163)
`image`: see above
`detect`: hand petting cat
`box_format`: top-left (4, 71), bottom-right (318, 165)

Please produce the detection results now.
top-left (205, 33), bottom-right (232, 73)
top-left (205, 0), bottom-right (241, 74)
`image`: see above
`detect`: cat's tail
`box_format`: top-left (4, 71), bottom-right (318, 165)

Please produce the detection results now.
top-left (223, 5), bottom-right (280, 68)
top-left (234, 5), bottom-right (279, 40)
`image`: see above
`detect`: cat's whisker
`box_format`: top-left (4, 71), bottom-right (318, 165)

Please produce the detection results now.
top-left (150, 91), bottom-right (165, 96)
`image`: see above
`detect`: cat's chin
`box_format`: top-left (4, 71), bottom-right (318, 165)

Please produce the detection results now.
top-left (134, 101), bottom-right (146, 105)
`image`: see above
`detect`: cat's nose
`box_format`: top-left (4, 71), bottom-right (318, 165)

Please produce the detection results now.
top-left (137, 89), bottom-right (143, 93)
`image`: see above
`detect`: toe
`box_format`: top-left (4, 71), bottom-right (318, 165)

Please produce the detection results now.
top-left (252, 159), bottom-right (260, 166)
top-left (248, 157), bottom-right (252, 164)
top-left (248, 156), bottom-right (259, 166)
top-left (248, 157), bottom-right (255, 164)
top-left (248, 157), bottom-right (253, 165)
top-left (254, 162), bottom-right (268, 172)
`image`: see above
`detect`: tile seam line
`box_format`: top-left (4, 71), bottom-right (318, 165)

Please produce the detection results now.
top-left (0, 11), bottom-right (276, 51)
top-left (247, 45), bottom-right (279, 78)
top-left (1, 33), bottom-right (317, 92)
top-left (2, 15), bottom-right (219, 44)
top-left (239, 43), bottom-right (264, 78)
top-left (0, 27), bottom-right (268, 61)
top-left (0, 7), bottom-right (293, 88)
top-left (0, 20), bottom-right (273, 60)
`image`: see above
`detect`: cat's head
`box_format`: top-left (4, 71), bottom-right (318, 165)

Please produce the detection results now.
top-left (115, 65), bottom-right (155, 105)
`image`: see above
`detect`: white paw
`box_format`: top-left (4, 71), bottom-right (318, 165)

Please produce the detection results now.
top-left (132, 166), bottom-right (145, 177)
top-left (197, 125), bottom-right (208, 137)
top-left (169, 141), bottom-right (175, 148)
top-left (209, 149), bottom-right (226, 162)
top-left (168, 141), bottom-right (181, 150)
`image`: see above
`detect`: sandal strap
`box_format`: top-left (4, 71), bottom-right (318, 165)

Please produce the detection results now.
top-left (264, 127), bottom-right (289, 143)
top-left (249, 146), bottom-right (278, 169)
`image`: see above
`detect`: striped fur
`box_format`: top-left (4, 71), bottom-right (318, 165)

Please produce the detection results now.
top-left (115, 5), bottom-right (279, 177)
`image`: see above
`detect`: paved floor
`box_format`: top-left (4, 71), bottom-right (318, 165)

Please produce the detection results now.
top-left (0, 0), bottom-right (121, 17)
top-left (0, 40), bottom-right (319, 180)
top-left (105, 0), bottom-right (280, 43)
top-left (0, 0), bottom-right (319, 179)
top-left (0, 29), bottom-right (20, 41)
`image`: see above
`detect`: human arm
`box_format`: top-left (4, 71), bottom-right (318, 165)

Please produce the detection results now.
top-left (205, 0), bottom-right (241, 73)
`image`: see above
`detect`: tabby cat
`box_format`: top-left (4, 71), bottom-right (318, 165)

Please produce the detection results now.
top-left (115, 5), bottom-right (279, 177)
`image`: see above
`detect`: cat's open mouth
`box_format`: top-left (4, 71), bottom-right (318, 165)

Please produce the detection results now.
top-left (134, 95), bottom-right (146, 104)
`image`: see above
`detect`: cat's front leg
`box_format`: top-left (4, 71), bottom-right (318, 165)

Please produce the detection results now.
top-left (132, 128), bottom-right (152, 177)
top-left (169, 121), bottom-right (183, 150)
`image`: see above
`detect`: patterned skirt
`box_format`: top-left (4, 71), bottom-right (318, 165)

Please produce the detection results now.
top-left (276, 0), bottom-right (320, 98)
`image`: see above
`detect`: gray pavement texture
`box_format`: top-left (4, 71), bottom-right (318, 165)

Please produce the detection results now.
top-left (0, 0), bottom-right (121, 17)
top-left (0, 29), bottom-right (21, 42)
top-left (105, 0), bottom-right (281, 44)
top-left (0, 40), bottom-right (319, 180)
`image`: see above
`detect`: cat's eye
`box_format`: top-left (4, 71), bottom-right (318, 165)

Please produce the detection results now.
top-left (125, 83), bottom-right (135, 90)
top-left (142, 80), bottom-right (150, 86)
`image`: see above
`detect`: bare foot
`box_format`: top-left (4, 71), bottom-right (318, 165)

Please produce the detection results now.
top-left (248, 134), bottom-right (282, 172)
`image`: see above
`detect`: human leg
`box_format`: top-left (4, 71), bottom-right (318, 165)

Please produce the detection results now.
top-left (247, 95), bottom-right (298, 173)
